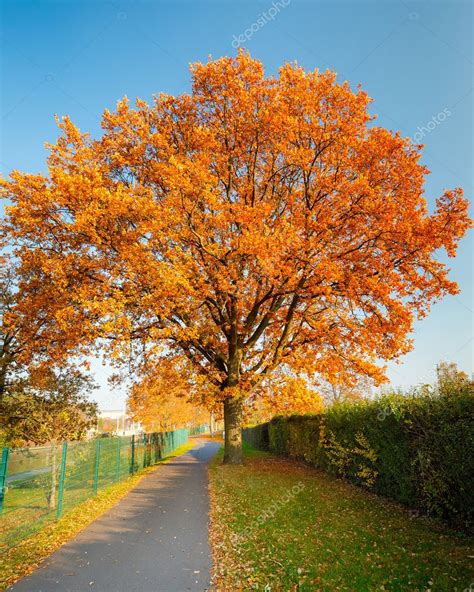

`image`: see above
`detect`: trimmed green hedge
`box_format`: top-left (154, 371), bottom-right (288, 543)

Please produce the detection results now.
top-left (243, 386), bottom-right (474, 531)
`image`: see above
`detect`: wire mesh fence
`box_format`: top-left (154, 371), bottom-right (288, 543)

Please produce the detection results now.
top-left (0, 428), bottom-right (188, 551)
top-left (189, 424), bottom-right (209, 435)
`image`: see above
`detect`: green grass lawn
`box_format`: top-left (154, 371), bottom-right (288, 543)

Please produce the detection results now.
top-left (209, 445), bottom-right (474, 591)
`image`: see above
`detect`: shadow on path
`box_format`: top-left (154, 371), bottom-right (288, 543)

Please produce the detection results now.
top-left (10, 439), bottom-right (221, 592)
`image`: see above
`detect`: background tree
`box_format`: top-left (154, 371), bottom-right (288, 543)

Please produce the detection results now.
top-left (127, 358), bottom-right (208, 431)
top-left (318, 374), bottom-right (373, 405)
top-left (1, 52), bottom-right (470, 463)
top-left (97, 416), bottom-right (120, 434)
top-left (1, 368), bottom-right (98, 446)
top-left (1, 368), bottom-right (97, 506)
top-left (245, 375), bottom-right (324, 424)
top-left (434, 361), bottom-right (471, 396)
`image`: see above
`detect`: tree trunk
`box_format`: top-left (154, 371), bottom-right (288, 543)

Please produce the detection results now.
top-left (223, 397), bottom-right (243, 464)
top-left (209, 412), bottom-right (214, 437)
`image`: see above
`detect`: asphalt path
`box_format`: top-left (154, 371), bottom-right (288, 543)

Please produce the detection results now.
top-left (10, 439), bottom-right (221, 592)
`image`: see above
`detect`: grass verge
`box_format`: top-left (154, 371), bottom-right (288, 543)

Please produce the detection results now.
top-left (208, 445), bottom-right (474, 591)
top-left (0, 440), bottom-right (195, 591)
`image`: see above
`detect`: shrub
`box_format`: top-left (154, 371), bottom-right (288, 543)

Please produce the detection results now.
top-left (242, 423), bottom-right (269, 450)
top-left (243, 385), bottom-right (474, 531)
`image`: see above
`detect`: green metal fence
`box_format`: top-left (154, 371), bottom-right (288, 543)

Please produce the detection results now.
top-left (189, 424), bottom-right (209, 435)
top-left (0, 428), bottom-right (188, 551)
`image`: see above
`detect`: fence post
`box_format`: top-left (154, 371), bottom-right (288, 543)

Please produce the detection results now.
top-left (116, 437), bottom-right (121, 482)
top-left (93, 439), bottom-right (101, 494)
top-left (56, 442), bottom-right (68, 519)
top-left (144, 434), bottom-right (150, 468)
top-left (130, 435), bottom-right (135, 474)
top-left (0, 447), bottom-right (10, 514)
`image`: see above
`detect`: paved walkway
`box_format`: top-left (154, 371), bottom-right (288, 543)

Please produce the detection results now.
top-left (10, 439), bottom-right (221, 592)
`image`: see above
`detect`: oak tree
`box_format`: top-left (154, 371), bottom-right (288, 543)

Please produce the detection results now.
top-left (0, 259), bottom-right (19, 401)
top-left (2, 52), bottom-right (470, 463)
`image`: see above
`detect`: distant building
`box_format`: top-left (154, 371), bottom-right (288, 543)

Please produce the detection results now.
top-left (96, 409), bottom-right (142, 436)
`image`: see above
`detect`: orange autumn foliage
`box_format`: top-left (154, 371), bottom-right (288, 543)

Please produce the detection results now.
top-left (246, 376), bottom-right (324, 425)
top-left (1, 52), bottom-right (471, 459)
top-left (127, 361), bottom-right (208, 431)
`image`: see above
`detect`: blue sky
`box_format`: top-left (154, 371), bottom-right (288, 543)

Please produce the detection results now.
top-left (1, 0), bottom-right (472, 409)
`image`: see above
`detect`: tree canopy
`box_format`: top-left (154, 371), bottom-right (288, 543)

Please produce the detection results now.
top-left (1, 368), bottom-right (97, 447)
top-left (1, 51), bottom-right (470, 462)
